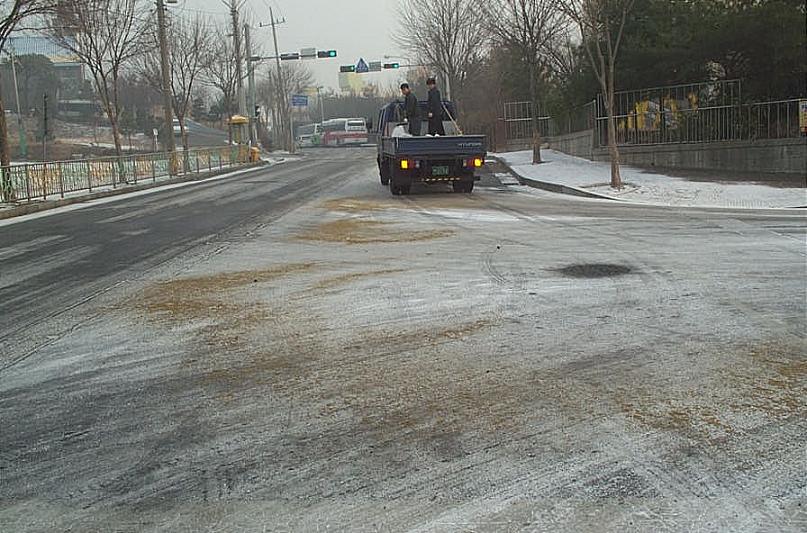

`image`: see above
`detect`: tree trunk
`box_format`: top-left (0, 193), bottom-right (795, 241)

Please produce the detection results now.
top-left (528, 61), bottom-right (542, 164)
top-left (179, 117), bottom-right (190, 173)
top-left (106, 110), bottom-right (125, 183)
top-left (110, 118), bottom-right (123, 159)
top-left (0, 92), bottom-right (13, 202)
top-left (605, 76), bottom-right (622, 189)
top-left (606, 109), bottom-right (622, 189)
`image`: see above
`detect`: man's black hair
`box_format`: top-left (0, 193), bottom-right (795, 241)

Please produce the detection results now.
top-left (426, 78), bottom-right (436, 85)
top-left (400, 83), bottom-right (410, 90)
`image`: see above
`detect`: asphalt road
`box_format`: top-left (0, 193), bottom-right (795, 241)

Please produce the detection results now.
top-left (1, 147), bottom-right (805, 532)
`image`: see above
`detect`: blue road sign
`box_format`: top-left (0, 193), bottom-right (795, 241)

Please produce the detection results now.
top-left (355, 58), bottom-right (369, 74)
top-left (291, 95), bottom-right (309, 107)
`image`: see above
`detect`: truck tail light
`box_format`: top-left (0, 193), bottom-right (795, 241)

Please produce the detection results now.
top-left (400, 159), bottom-right (410, 169)
top-left (473, 157), bottom-right (484, 168)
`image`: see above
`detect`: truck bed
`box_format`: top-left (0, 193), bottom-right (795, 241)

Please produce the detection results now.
top-left (381, 135), bottom-right (487, 157)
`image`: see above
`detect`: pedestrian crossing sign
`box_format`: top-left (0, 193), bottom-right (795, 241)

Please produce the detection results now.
top-left (356, 58), bottom-right (369, 74)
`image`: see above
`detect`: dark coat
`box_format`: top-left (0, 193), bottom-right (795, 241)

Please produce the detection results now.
top-left (427, 87), bottom-right (442, 118)
top-left (403, 92), bottom-right (421, 135)
top-left (404, 92), bottom-right (419, 121)
top-left (427, 87), bottom-right (446, 135)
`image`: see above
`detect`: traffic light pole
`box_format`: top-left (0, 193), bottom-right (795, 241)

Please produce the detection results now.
top-left (156, 0), bottom-right (177, 172)
top-left (316, 87), bottom-right (325, 125)
top-left (269, 7), bottom-right (293, 153)
top-left (245, 24), bottom-right (257, 146)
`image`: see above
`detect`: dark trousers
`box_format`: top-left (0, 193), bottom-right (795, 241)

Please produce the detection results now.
top-left (428, 117), bottom-right (446, 135)
top-left (408, 118), bottom-right (421, 136)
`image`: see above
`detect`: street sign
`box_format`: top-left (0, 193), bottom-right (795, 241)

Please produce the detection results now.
top-left (369, 61), bottom-right (382, 72)
top-left (355, 58), bottom-right (369, 74)
top-left (300, 47), bottom-right (317, 59)
top-left (291, 95), bottom-right (309, 107)
top-left (280, 53), bottom-right (300, 61)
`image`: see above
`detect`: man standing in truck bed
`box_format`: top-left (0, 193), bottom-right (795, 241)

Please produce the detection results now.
top-left (427, 77), bottom-right (446, 136)
top-left (400, 83), bottom-right (421, 136)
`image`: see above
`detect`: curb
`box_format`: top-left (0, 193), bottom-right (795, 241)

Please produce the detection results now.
top-left (490, 156), bottom-right (623, 202)
top-left (492, 156), bottom-right (807, 210)
top-left (0, 162), bottom-right (267, 220)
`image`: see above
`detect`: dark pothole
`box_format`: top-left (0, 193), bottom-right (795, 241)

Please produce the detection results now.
top-left (551, 263), bottom-right (634, 279)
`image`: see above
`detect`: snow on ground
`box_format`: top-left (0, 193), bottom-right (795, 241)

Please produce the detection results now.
top-left (496, 149), bottom-right (806, 209)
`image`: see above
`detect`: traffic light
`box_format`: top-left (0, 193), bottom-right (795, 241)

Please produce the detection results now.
top-left (340, 65), bottom-right (356, 73)
top-left (280, 53), bottom-right (300, 61)
top-left (317, 50), bottom-right (337, 58)
top-left (383, 62), bottom-right (400, 69)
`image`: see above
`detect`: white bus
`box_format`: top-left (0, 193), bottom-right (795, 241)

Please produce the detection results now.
top-left (321, 118), bottom-right (369, 146)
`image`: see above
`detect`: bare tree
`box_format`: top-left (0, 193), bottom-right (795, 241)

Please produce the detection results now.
top-left (562, 0), bottom-right (635, 188)
top-left (394, 0), bottom-right (488, 109)
top-left (256, 62), bottom-right (313, 147)
top-left (49, 0), bottom-right (149, 160)
top-left (140, 14), bottom-right (213, 153)
top-left (203, 26), bottom-right (238, 138)
top-left (485, 0), bottom-right (568, 163)
top-left (1, 0), bottom-right (54, 200)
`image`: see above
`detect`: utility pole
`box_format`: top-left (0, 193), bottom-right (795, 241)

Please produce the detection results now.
top-left (8, 49), bottom-right (27, 159)
top-left (316, 86), bottom-right (325, 125)
top-left (244, 23), bottom-right (256, 146)
top-left (42, 94), bottom-right (48, 161)
top-left (156, 0), bottom-right (177, 172)
top-left (268, 7), bottom-right (292, 153)
top-left (229, 1), bottom-right (247, 143)
top-left (231, 2), bottom-right (247, 117)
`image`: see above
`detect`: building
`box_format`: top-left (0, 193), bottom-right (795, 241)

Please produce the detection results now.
top-left (7, 36), bottom-right (86, 100)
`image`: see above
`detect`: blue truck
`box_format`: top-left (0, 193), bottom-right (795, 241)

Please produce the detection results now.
top-left (374, 101), bottom-right (487, 195)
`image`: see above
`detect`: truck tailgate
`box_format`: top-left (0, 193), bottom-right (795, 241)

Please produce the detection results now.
top-left (383, 135), bottom-right (487, 157)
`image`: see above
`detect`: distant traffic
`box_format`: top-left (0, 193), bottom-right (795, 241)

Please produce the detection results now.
top-left (296, 118), bottom-right (369, 148)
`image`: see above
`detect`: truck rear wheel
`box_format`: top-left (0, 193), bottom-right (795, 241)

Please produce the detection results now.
top-left (390, 180), bottom-right (410, 196)
top-left (453, 181), bottom-right (474, 193)
top-left (380, 159), bottom-right (390, 185)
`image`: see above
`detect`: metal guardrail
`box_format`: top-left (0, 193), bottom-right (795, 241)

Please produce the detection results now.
top-left (503, 79), bottom-right (805, 149)
top-left (595, 98), bottom-right (805, 146)
top-left (1, 145), bottom-right (251, 203)
top-left (502, 101), bottom-right (554, 141)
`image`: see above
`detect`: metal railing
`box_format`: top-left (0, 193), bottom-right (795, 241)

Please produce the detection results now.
top-left (595, 98), bottom-right (805, 146)
top-left (550, 101), bottom-right (596, 136)
top-left (502, 100), bottom-right (597, 141)
top-left (1, 145), bottom-right (252, 203)
top-left (502, 101), bottom-right (555, 141)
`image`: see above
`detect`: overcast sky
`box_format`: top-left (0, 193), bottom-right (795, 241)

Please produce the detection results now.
top-left (191, 0), bottom-right (405, 91)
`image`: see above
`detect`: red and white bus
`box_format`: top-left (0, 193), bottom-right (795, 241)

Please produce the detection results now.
top-left (320, 118), bottom-right (369, 146)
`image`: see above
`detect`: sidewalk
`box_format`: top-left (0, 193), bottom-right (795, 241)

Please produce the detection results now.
top-left (0, 158), bottom-right (291, 221)
top-left (495, 149), bottom-right (806, 209)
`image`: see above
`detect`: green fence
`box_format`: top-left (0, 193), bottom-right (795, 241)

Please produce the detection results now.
top-left (1, 146), bottom-right (252, 203)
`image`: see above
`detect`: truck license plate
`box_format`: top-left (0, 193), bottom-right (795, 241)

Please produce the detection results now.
top-left (432, 166), bottom-right (449, 176)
